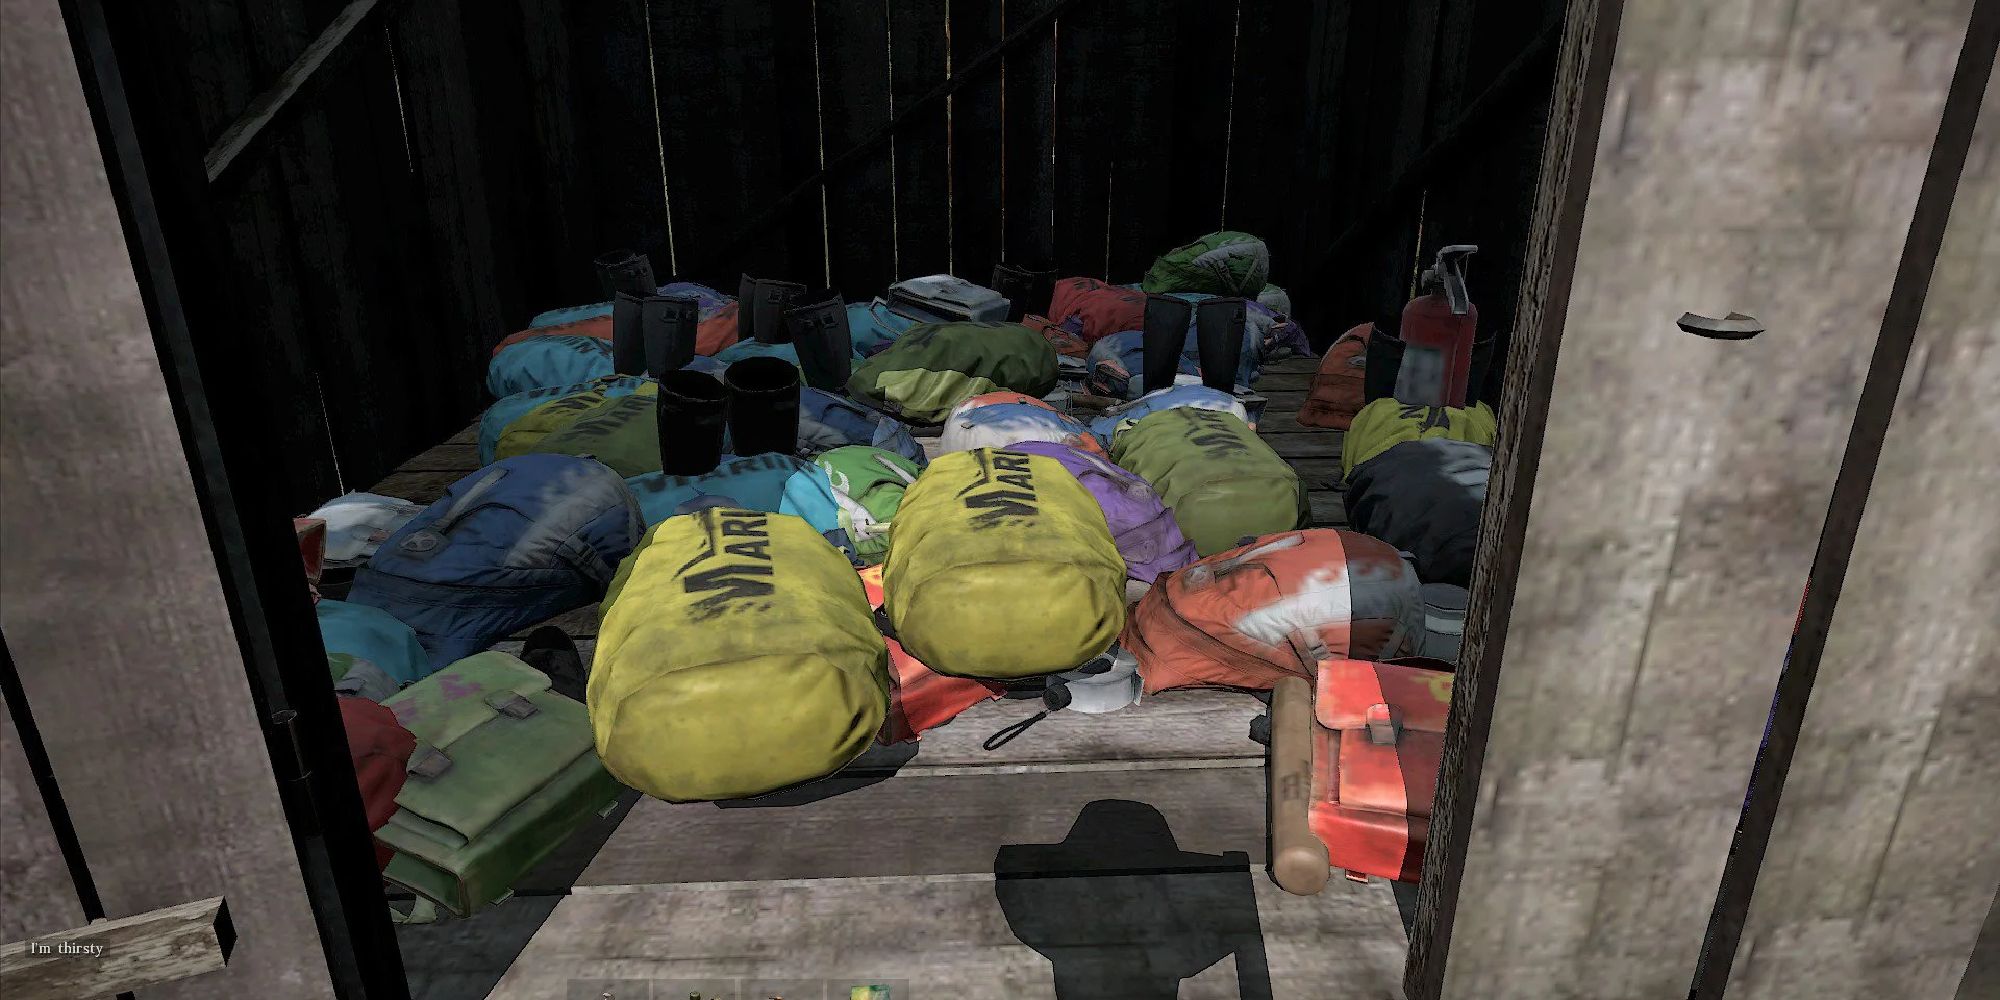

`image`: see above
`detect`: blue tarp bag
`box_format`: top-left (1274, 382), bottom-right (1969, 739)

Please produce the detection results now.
top-left (486, 335), bottom-right (615, 398)
top-left (624, 454), bottom-right (852, 559)
top-left (847, 299), bottom-right (922, 359)
top-left (317, 598), bottom-right (432, 688)
top-left (798, 387), bottom-right (927, 464)
top-left (479, 374), bottom-right (656, 466)
top-left (346, 455), bottom-right (643, 670)
top-left (528, 281), bottom-right (734, 329)
top-left (1089, 384), bottom-right (1248, 446)
top-left (711, 339), bottom-right (800, 368)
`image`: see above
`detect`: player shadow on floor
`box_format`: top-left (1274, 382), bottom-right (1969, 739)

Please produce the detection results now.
top-left (994, 799), bottom-right (1276, 1000)
top-left (711, 739), bottom-right (921, 809)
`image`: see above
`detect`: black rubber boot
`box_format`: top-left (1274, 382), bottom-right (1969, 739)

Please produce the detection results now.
top-left (595, 250), bottom-right (656, 301)
top-left (641, 294), bottom-right (700, 376)
top-left (736, 273), bottom-right (758, 338)
top-left (655, 370), bottom-right (729, 477)
top-left (785, 290), bottom-right (852, 393)
top-left (519, 626), bottom-right (587, 704)
top-left (1141, 293), bottom-right (1194, 394)
top-left (1194, 297), bottom-right (1248, 393)
top-left (611, 291), bottom-right (647, 376)
top-left (992, 263), bottom-right (1058, 322)
top-left (724, 356), bottom-right (802, 457)
top-left (749, 278), bottom-right (807, 344)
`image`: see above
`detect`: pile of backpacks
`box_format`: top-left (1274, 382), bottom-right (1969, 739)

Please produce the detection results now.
top-left (296, 230), bottom-right (1503, 917)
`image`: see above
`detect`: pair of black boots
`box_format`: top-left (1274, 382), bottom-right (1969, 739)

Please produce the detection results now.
top-left (1141, 294), bottom-right (1246, 395)
top-left (736, 274), bottom-right (852, 395)
top-left (592, 251), bottom-right (810, 477)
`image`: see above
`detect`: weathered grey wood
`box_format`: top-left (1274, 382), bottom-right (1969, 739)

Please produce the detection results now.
top-left (1265, 435), bottom-right (1343, 460)
top-left (201, 0), bottom-right (392, 185)
top-left (0, 896), bottom-right (232, 999)
top-left (1252, 372), bottom-right (1313, 392)
top-left (889, 690), bottom-right (1265, 769)
top-left (492, 874), bottom-right (1407, 999)
top-left (1411, 0), bottom-right (1982, 997)
top-left (1723, 64), bottom-right (2000, 1000)
top-left (1307, 493), bottom-right (1350, 528)
top-left (443, 422), bottom-right (477, 446)
top-left (579, 766), bottom-right (1275, 887)
top-left (0, 2), bottom-right (335, 995)
top-left (0, 686), bottom-right (81, 944)
top-left (1961, 891), bottom-right (2000, 1000)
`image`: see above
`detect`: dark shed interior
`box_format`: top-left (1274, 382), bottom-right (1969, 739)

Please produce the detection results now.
top-left (96, 0), bottom-right (1563, 517)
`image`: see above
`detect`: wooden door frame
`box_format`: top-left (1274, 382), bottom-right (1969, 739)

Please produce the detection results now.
top-left (2, 0), bottom-right (415, 995)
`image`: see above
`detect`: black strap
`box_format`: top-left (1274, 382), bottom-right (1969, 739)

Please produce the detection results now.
top-left (982, 712), bottom-right (1048, 751)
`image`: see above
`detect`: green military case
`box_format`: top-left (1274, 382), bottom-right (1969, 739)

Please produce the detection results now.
top-left (378, 651), bottom-right (623, 917)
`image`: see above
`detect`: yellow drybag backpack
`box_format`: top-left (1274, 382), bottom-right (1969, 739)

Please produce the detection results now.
top-left (882, 448), bottom-right (1126, 679)
top-left (1340, 397), bottom-right (1497, 481)
top-left (588, 508), bottom-right (889, 802)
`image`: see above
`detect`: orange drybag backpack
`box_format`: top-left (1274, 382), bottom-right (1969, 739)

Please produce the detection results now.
top-left (1296, 324), bottom-right (1372, 430)
top-left (1123, 528), bottom-right (1424, 694)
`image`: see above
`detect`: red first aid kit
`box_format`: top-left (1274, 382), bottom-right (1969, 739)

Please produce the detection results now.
top-left (858, 565), bottom-right (1005, 743)
top-left (1308, 655), bottom-right (1453, 883)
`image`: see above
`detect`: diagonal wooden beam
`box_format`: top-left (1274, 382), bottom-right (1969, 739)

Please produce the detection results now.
top-left (0, 897), bottom-right (234, 999)
top-left (202, 0), bottom-right (394, 187)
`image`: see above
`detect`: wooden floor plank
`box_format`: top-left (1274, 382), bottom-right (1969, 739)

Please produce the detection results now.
top-left (367, 468), bottom-right (466, 506)
top-left (578, 766), bottom-right (1275, 887)
top-left (886, 690), bottom-right (1267, 769)
top-left (491, 875), bottom-right (1408, 1000)
top-left (391, 440), bottom-right (480, 473)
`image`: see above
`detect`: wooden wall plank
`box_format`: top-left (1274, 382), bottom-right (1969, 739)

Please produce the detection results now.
top-left (889, 0), bottom-right (951, 280)
top-left (116, 3), bottom-right (343, 513)
top-left (1222, 1), bottom-right (1318, 283)
top-left (1048, 0), bottom-right (1178, 280)
top-left (567, 0), bottom-right (674, 292)
top-left (391, 0), bottom-right (514, 363)
top-left (1417, 0), bottom-right (1566, 404)
top-left (1409, 0), bottom-right (1982, 997)
top-left (1160, 0), bottom-right (1238, 250)
top-left (1350, 0), bottom-right (1446, 328)
top-left (813, 0), bottom-right (898, 295)
top-left (770, 5), bottom-right (830, 291)
top-left (1277, 0), bottom-right (1354, 345)
top-left (651, 0), bottom-right (803, 288)
top-left (238, 1), bottom-right (439, 494)
top-left (0, 2), bottom-right (339, 994)
top-left (1003, 0), bottom-right (1059, 268)
top-left (1718, 56), bottom-right (2000, 1000)
top-left (950, 0), bottom-right (1007, 286)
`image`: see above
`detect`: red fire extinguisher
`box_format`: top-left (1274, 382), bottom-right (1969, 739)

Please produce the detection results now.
top-left (1395, 244), bottom-right (1481, 408)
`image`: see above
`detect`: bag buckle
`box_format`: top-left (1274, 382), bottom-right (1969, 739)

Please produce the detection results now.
top-left (1365, 703), bottom-right (1400, 746)
top-left (486, 692), bottom-right (539, 719)
top-left (407, 745), bottom-right (454, 780)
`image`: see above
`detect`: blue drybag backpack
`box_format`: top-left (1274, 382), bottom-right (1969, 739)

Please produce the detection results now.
top-left (623, 454), bottom-right (852, 558)
top-left (345, 454), bottom-right (644, 670)
top-left (486, 335), bottom-right (616, 398)
top-left (798, 387), bottom-right (927, 464)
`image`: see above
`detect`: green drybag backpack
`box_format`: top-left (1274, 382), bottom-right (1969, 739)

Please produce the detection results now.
top-left (846, 321), bottom-right (1059, 423)
top-left (1341, 397), bottom-right (1498, 481)
top-left (527, 392), bottom-right (662, 478)
top-left (814, 445), bottom-right (924, 566)
top-left (883, 449), bottom-right (1126, 679)
top-left (496, 381), bottom-right (658, 462)
top-left (1110, 406), bottom-right (1308, 557)
top-left (1141, 231), bottom-right (1271, 297)
top-left (377, 651), bottom-right (623, 917)
top-left (590, 508), bottom-right (889, 802)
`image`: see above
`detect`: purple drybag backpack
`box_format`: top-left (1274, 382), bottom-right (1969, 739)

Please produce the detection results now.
top-left (1004, 440), bottom-right (1197, 584)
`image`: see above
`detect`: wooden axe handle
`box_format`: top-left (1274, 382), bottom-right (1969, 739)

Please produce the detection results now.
top-left (1268, 675), bottom-right (1330, 895)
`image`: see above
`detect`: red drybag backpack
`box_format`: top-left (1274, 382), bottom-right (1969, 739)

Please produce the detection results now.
top-left (858, 565), bottom-right (1005, 743)
top-left (1296, 324), bottom-right (1372, 430)
top-left (338, 695), bottom-right (417, 870)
